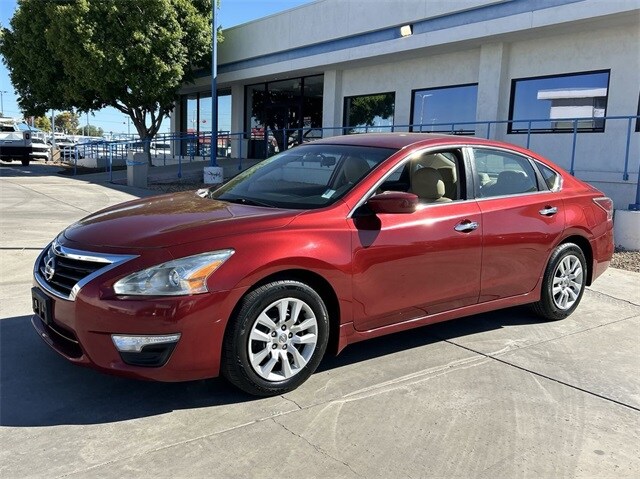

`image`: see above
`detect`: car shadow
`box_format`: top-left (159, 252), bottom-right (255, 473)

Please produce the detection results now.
top-left (1, 307), bottom-right (541, 427)
top-left (318, 306), bottom-right (541, 371)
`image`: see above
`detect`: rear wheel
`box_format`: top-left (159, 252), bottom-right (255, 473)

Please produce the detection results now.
top-left (222, 280), bottom-right (329, 396)
top-left (531, 243), bottom-right (587, 320)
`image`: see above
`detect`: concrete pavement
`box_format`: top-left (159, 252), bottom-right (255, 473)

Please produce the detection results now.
top-left (1, 162), bottom-right (639, 478)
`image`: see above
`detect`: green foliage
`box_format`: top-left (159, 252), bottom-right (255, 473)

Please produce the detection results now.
top-left (54, 111), bottom-right (79, 134)
top-left (0, 0), bottom-right (218, 162)
top-left (34, 115), bottom-right (51, 132)
top-left (84, 125), bottom-right (104, 137)
top-left (345, 94), bottom-right (395, 132)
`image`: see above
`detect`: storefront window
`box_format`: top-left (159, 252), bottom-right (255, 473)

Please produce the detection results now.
top-left (245, 75), bottom-right (324, 158)
top-left (343, 93), bottom-right (395, 134)
top-left (411, 84), bottom-right (477, 134)
top-left (509, 70), bottom-right (610, 133)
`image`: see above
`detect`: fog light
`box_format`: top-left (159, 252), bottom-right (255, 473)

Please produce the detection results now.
top-left (112, 334), bottom-right (181, 353)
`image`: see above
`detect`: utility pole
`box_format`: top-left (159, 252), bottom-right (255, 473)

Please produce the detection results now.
top-left (0, 91), bottom-right (6, 116)
top-left (210, 1), bottom-right (217, 167)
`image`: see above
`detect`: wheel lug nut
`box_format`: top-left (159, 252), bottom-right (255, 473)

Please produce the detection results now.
top-left (288, 333), bottom-right (293, 338)
top-left (271, 331), bottom-right (277, 337)
top-left (272, 344), bottom-right (277, 349)
top-left (281, 325), bottom-right (286, 330)
top-left (282, 345), bottom-right (287, 350)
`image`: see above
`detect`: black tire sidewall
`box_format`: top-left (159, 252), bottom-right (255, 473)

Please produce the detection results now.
top-left (224, 280), bottom-right (329, 395)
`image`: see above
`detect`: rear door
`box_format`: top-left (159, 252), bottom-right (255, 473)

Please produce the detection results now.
top-left (470, 147), bottom-right (565, 302)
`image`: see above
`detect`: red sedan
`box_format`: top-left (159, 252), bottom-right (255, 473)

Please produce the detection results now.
top-left (32, 133), bottom-right (614, 395)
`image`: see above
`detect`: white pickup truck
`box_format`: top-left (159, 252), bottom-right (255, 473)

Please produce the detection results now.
top-left (0, 118), bottom-right (51, 165)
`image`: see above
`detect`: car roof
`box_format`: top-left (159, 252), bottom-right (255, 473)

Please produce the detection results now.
top-left (311, 132), bottom-right (484, 150)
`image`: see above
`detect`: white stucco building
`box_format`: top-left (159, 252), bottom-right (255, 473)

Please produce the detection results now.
top-left (174, 0), bottom-right (640, 208)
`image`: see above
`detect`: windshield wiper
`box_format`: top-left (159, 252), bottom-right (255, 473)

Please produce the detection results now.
top-left (223, 197), bottom-right (276, 208)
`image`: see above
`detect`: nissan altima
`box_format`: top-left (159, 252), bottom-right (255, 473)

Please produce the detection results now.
top-left (31, 133), bottom-right (614, 396)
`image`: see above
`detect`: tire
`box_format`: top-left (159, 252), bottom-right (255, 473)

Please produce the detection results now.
top-left (222, 280), bottom-right (329, 396)
top-left (21, 159), bottom-right (30, 166)
top-left (531, 242), bottom-right (587, 321)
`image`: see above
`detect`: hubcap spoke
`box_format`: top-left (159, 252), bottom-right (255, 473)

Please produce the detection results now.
top-left (290, 346), bottom-right (308, 369)
top-left (250, 347), bottom-right (270, 366)
top-left (250, 329), bottom-right (271, 343)
top-left (280, 351), bottom-right (294, 378)
top-left (256, 312), bottom-right (277, 331)
top-left (260, 352), bottom-right (279, 377)
top-left (292, 333), bottom-right (316, 345)
top-left (291, 317), bottom-right (316, 333)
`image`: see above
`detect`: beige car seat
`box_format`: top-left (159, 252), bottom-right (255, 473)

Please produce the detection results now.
top-left (410, 167), bottom-right (451, 203)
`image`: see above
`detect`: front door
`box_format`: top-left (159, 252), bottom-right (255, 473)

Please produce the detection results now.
top-left (349, 148), bottom-right (482, 332)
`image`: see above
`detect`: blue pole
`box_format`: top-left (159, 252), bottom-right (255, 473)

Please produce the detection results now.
top-left (569, 119), bottom-right (578, 176)
top-left (210, 1), bottom-right (218, 167)
top-left (622, 117), bottom-right (632, 181)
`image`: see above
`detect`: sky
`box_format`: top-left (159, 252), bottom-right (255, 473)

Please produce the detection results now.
top-left (0, 0), bottom-right (314, 135)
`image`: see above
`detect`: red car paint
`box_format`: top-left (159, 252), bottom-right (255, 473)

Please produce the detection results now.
top-left (32, 134), bottom-right (614, 382)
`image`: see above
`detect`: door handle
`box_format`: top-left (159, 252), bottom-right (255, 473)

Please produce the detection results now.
top-left (539, 206), bottom-right (558, 216)
top-left (454, 220), bottom-right (479, 233)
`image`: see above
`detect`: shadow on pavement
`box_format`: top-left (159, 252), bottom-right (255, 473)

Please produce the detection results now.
top-left (1, 307), bottom-right (541, 428)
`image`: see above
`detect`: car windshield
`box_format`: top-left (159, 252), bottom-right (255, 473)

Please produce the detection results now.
top-left (209, 144), bottom-right (397, 209)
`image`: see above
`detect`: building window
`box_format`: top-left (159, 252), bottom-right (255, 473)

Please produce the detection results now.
top-left (508, 70), bottom-right (610, 133)
top-left (180, 90), bottom-right (231, 156)
top-left (244, 75), bottom-right (324, 157)
top-left (410, 84), bottom-right (478, 134)
top-left (343, 92), bottom-right (395, 134)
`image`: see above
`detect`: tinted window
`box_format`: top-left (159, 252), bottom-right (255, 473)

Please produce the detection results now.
top-left (210, 144), bottom-right (397, 209)
top-left (411, 84), bottom-right (478, 134)
top-left (473, 149), bottom-right (539, 198)
top-left (509, 70), bottom-right (609, 133)
top-left (536, 161), bottom-right (561, 191)
top-left (344, 93), bottom-right (395, 134)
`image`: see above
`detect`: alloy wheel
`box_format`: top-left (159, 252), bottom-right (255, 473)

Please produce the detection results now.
top-left (247, 297), bottom-right (318, 381)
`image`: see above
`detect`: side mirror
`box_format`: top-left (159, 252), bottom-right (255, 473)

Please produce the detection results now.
top-left (366, 191), bottom-right (418, 214)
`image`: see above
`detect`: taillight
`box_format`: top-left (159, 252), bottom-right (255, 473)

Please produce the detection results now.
top-left (593, 197), bottom-right (613, 220)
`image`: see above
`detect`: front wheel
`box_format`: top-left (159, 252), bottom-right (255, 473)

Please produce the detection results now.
top-left (222, 280), bottom-right (329, 396)
top-left (531, 243), bottom-right (587, 321)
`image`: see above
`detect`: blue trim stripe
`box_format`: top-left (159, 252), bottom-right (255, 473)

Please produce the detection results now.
top-left (204, 0), bottom-right (584, 77)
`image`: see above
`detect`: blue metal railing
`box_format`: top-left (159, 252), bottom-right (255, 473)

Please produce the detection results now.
top-left (66, 114), bottom-right (639, 208)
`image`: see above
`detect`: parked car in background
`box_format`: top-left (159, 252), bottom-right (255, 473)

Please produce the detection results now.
top-left (150, 141), bottom-right (171, 157)
top-left (31, 133), bottom-right (613, 396)
top-left (0, 118), bottom-right (51, 165)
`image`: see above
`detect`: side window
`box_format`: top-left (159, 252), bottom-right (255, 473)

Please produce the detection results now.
top-left (535, 161), bottom-right (561, 191)
top-left (380, 149), bottom-right (465, 203)
top-left (473, 149), bottom-right (539, 198)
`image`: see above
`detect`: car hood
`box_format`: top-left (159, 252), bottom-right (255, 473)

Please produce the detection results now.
top-left (63, 191), bottom-right (300, 249)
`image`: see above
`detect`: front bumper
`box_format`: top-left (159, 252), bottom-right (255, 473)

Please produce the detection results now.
top-left (30, 279), bottom-right (244, 382)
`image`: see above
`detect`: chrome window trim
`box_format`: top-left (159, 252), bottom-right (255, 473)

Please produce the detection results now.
top-left (34, 239), bottom-right (138, 301)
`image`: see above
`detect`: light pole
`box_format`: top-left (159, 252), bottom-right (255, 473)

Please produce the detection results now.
top-left (418, 93), bottom-right (432, 132)
top-left (210, 1), bottom-right (218, 167)
top-left (0, 91), bottom-right (6, 116)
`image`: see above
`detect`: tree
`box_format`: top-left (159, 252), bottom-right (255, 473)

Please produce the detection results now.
top-left (54, 111), bottom-right (80, 134)
top-left (0, 0), bottom-right (221, 164)
top-left (34, 116), bottom-right (51, 132)
top-left (345, 94), bottom-right (395, 133)
top-left (84, 125), bottom-right (104, 137)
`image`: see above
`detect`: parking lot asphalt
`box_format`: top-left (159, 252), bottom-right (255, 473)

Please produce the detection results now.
top-left (1, 162), bottom-right (639, 478)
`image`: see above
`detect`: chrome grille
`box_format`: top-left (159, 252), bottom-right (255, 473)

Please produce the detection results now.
top-left (34, 240), bottom-right (137, 301)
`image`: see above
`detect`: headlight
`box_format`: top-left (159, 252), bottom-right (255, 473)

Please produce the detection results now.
top-left (113, 250), bottom-right (234, 296)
